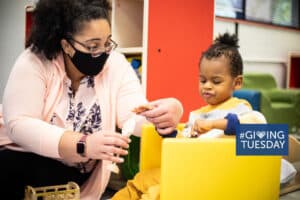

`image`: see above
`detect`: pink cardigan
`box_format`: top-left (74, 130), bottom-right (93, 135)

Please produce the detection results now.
top-left (0, 49), bottom-right (148, 199)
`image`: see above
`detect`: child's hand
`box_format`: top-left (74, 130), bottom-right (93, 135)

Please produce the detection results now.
top-left (192, 119), bottom-right (214, 135)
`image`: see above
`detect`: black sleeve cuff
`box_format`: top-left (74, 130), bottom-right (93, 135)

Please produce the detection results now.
top-left (157, 129), bottom-right (178, 138)
top-left (224, 113), bottom-right (240, 135)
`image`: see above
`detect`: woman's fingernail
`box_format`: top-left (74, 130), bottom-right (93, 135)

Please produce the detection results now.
top-left (119, 158), bottom-right (124, 163)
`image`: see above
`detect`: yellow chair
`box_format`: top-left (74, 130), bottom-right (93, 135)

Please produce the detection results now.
top-left (140, 123), bottom-right (281, 200)
top-left (139, 123), bottom-right (185, 171)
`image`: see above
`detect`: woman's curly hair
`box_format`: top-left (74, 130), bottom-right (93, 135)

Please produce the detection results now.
top-left (200, 32), bottom-right (243, 77)
top-left (26, 0), bottom-right (111, 60)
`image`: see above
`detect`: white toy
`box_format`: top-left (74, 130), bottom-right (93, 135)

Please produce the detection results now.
top-left (107, 118), bottom-right (136, 173)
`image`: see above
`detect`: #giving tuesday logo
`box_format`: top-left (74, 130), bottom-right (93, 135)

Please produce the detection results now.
top-left (236, 124), bottom-right (288, 155)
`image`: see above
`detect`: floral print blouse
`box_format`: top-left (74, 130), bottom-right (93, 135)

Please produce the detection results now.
top-left (50, 76), bottom-right (101, 173)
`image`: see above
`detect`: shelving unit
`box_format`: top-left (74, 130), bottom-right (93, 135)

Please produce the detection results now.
top-left (111, 0), bottom-right (144, 49)
top-left (111, 0), bottom-right (148, 92)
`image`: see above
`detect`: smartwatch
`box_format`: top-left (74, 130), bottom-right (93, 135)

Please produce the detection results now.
top-left (77, 135), bottom-right (88, 157)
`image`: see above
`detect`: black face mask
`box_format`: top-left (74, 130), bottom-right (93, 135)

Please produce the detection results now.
top-left (69, 47), bottom-right (109, 76)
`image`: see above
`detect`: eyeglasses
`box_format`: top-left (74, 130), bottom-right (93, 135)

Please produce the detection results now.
top-left (68, 38), bottom-right (118, 54)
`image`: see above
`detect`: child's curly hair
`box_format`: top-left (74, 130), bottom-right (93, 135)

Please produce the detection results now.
top-left (26, 0), bottom-right (111, 60)
top-left (200, 32), bottom-right (243, 77)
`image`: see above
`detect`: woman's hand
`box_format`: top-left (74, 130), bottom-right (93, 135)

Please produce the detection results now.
top-left (85, 131), bottom-right (130, 163)
top-left (139, 98), bottom-right (183, 135)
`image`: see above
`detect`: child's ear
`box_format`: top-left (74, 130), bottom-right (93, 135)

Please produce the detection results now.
top-left (234, 75), bottom-right (243, 90)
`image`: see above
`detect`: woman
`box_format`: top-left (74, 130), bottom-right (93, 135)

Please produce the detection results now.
top-left (0, 0), bottom-right (183, 199)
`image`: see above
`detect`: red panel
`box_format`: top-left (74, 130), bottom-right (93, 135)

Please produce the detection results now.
top-left (146, 0), bottom-right (214, 121)
top-left (290, 57), bottom-right (300, 88)
top-left (25, 6), bottom-right (34, 47)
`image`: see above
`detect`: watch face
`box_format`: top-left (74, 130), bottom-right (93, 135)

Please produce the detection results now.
top-left (77, 142), bottom-right (85, 154)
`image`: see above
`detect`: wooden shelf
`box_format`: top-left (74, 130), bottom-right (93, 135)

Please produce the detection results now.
top-left (111, 0), bottom-right (144, 48)
top-left (117, 47), bottom-right (143, 55)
